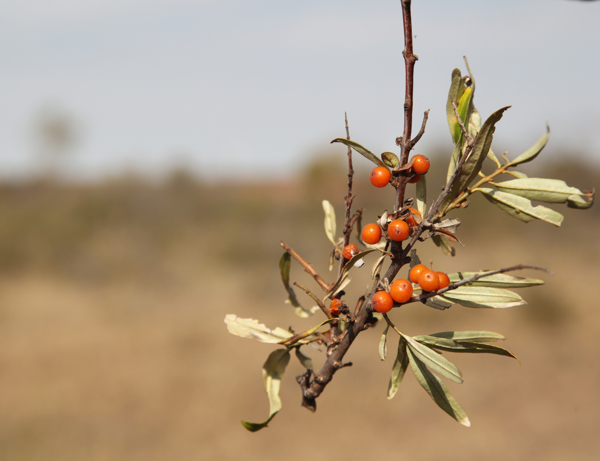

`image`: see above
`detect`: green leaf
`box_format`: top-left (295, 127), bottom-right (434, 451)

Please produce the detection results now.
top-left (475, 187), bottom-right (564, 226)
top-left (454, 107), bottom-right (509, 198)
top-left (432, 234), bottom-right (456, 257)
top-left (440, 286), bottom-right (525, 309)
top-left (325, 248), bottom-right (380, 301)
top-left (407, 347), bottom-right (471, 427)
top-left (425, 295), bottom-right (453, 310)
top-left (322, 200), bottom-right (337, 245)
top-left (416, 173), bottom-right (427, 217)
top-left (448, 271), bottom-right (544, 288)
top-left (381, 151), bottom-right (400, 169)
top-left (241, 349), bottom-right (290, 432)
top-left (402, 334), bottom-right (464, 383)
top-left (224, 315), bottom-right (293, 343)
top-left (426, 331), bottom-right (506, 342)
top-left (509, 126), bottom-right (550, 166)
top-left (453, 86), bottom-right (473, 143)
top-left (492, 178), bottom-right (586, 204)
top-left (331, 138), bottom-right (387, 168)
top-left (414, 335), bottom-right (519, 362)
top-left (446, 68), bottom-right (468, 141)
top-left (567, 192), bottom-right (594, 209)
top-left (279, 253), bottom-right (319, 317)
top-left (387, 338), bottom-right (409, 399)
top-left (295, 348), bottom-right (313, 369)
top-left (446, 137), bottom-right (465, 183)
top-left (379, 325), bottom-right (389, 361)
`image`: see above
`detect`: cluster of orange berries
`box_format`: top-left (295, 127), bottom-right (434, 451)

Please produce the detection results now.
top-left (369, 154), bottom-right (430, 188)
top-left (360, 206), bottom-right (422, 246)
top-left (371, 265), bottom-right (450, 314)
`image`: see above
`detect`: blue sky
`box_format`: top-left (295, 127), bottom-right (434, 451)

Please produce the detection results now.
top-left (0, 0), bottom-right (598, 181)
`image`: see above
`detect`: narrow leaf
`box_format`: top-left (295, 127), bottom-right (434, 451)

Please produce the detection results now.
top-left (381, 151), bottom-right (400, 169)
top-left (331, 138), bottom-right (387, 168)
top-left (416, 173), bottom-right (427, 218)
top-left (387, 338), bottom-right (409, 399)
top-left (453, 86), bottom-right (473, 143)
top-left (279, 252), bottom-right (319, 317)
top-left (407, 348), bottom-right (471, 427)
top-left (241, 349), bottom-right (290, 432)
top-left (432, 234), bottom-right (456, 256)
top-left (492, 178), bottom-right (585, 203)
top-left (441, 286), bottom-right (525, 309)
top-left (426, 331), bottom-right (506, 343)
top-left (379, 325), bottom-right (389, 361)
top-left (278, 319), bottom-right (335, 347)
top-left (425, 296), bottom-right (453, 310)
top-left (402, 334), bottom-right (464, 383)
top-left (295, 348), bottom-right (313, 369)
top-left (509, 126), bottom-right (550, 166)
top-left (414, 335), bottom-right (520, 362)
top-left (448, 271), bottom-right (544, 288)
top-left (476, 187), bottom-right (564, 226)
top-left (224, 315), bottom-right (293, 344)
top-left (567, 192), bottom-right (594, 209)
top-left (322, 200), bottom-right (337, 245)
top-left (446, 68), bottom-right (468, 141)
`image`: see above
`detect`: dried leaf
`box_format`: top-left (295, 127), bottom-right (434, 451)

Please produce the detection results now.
top-left (278, 319), bottom-right (335, 347)
top-left (407, 347), bottom-right (471, 427)
top-left (224, 315), bottom-right (293, 344)
top-left (241, 349), bottom-right (290, 432)
top-left (387, 338), bottom-right (409, 399)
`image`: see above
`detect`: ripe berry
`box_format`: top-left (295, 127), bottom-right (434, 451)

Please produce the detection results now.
top-left (390, 278), bottom-right (413, 303)
top-left (342, 244), bottom-right (359, 260)
top-left (409, 174), bottom-right (422, 184)
top-left (406, 207), bottom-right (422, 227)
top-left (409, 264), bottom-right (428, 284)
top-left (437, 271), bottom-right (450, 290)
top-left (418, 269), bottom-right (440, 292)
top-left (388, 219), bottom-right (409, 241)
top-left (362, 223), bottom-right (382, 245)
top-left (412, 155), bottom-right (430, 175)
top-left (330, 299), bottom-right (342, 316)
top-left (372, 291), bottom-right (394, 313)
top-left (370, 166), bottom-right (391, 188)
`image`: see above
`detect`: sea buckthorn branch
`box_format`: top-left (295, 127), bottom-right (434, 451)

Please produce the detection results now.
top-left (293, 282), bottom-right (331, 319)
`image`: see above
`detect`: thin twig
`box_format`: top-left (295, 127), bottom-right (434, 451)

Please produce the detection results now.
top-left (410, 110), bottom-right (430, 146)
top-left (281, 241), bottom-right (330, 293)
top-left (339, 112), bottom-right (355, 278)
top-left (294, 282), bottom-right (333, 319)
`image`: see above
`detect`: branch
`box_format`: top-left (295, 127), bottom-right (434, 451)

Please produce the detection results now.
top-left (294, 282), bottom-right (333, 319)
top-left (339, 112), bottom-right (355, 278)
top-left (280, 241), bottom-right (330, 293)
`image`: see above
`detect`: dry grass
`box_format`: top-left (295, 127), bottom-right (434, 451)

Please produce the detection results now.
top-left (0, 162), bottom-right (598, 460)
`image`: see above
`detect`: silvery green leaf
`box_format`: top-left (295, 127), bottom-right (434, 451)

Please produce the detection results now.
top-left (441, 286), bottom-right (525, 309)
top-left (331, 138), bottom-right (387, 168)
top-left (402, 334), bottom-right (464, 384)
top-left (446, 68), bottom-right (468, 141)
top-left (567, 193), bottom-right (594, 209)
top-left (453, 86), bottom-right (473, 143)
top-left (426, 331), bottom-right (506, 343)
top-left (425, 296), bottom-right (453, 310)
top-left (446, 138), bottom-right (465, 183)
top-left (414, 334), bottom-right (519, 362)
top-left (322, 200), bottom-right (337, 245)
top-left (509, 126), bottom-right (550, 166)
top-left (407, 347), bottom-right (471, 427)
top-left (492, 178), bottom-right (585, 203)
top-left (379, 325), bottom-right (389, 361)
top-left (387, 338), bottom-right (409, 399)
top-left (241, 349), bottom-right (290, 432)
top-left (224, 315), bottom-right (293, 344)
top-left (448, 271), bottom-right (544, 288)
top-left (279, 252), bottom-right (318, 317)
top-left (475, 187), bottom-right (564, 226)
top-left (507, 171), bottom-right (528, 179)
top-left (416, 173), bottom-right (427, 217)
top-left (295, 348), bottom-right (313, 369)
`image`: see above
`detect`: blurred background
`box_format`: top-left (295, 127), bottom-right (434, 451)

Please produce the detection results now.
top-left (0, 1), bottom-right (599, 460)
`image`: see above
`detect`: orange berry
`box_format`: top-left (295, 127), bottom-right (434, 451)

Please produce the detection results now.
top-left (372, 291), bottom-right (394, 313)
top-left (409, 264), bottom-right (427, 283)
top-left (412, 155), bottom-right (430, 175)
top-left (418, 269), bottom-right (440, 292)
top-left (330, 299), bottom-right (342, 316)
top-left (409, 173), bottom-right (422, 183)
top-left (390, 278), bottom-right (413, 303)
top-left (370, 166), bottom-right (391, 188)
top-left (437, 271), bottom-right (450, 290)
top-left (406, 207), bottom-right (422, 227)
top-left (342, 244), bottom-right (359, 260)
top-left (388, 219), bottom-right (409, 241)
top-left (362, 223), bottom-right (382, 245)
